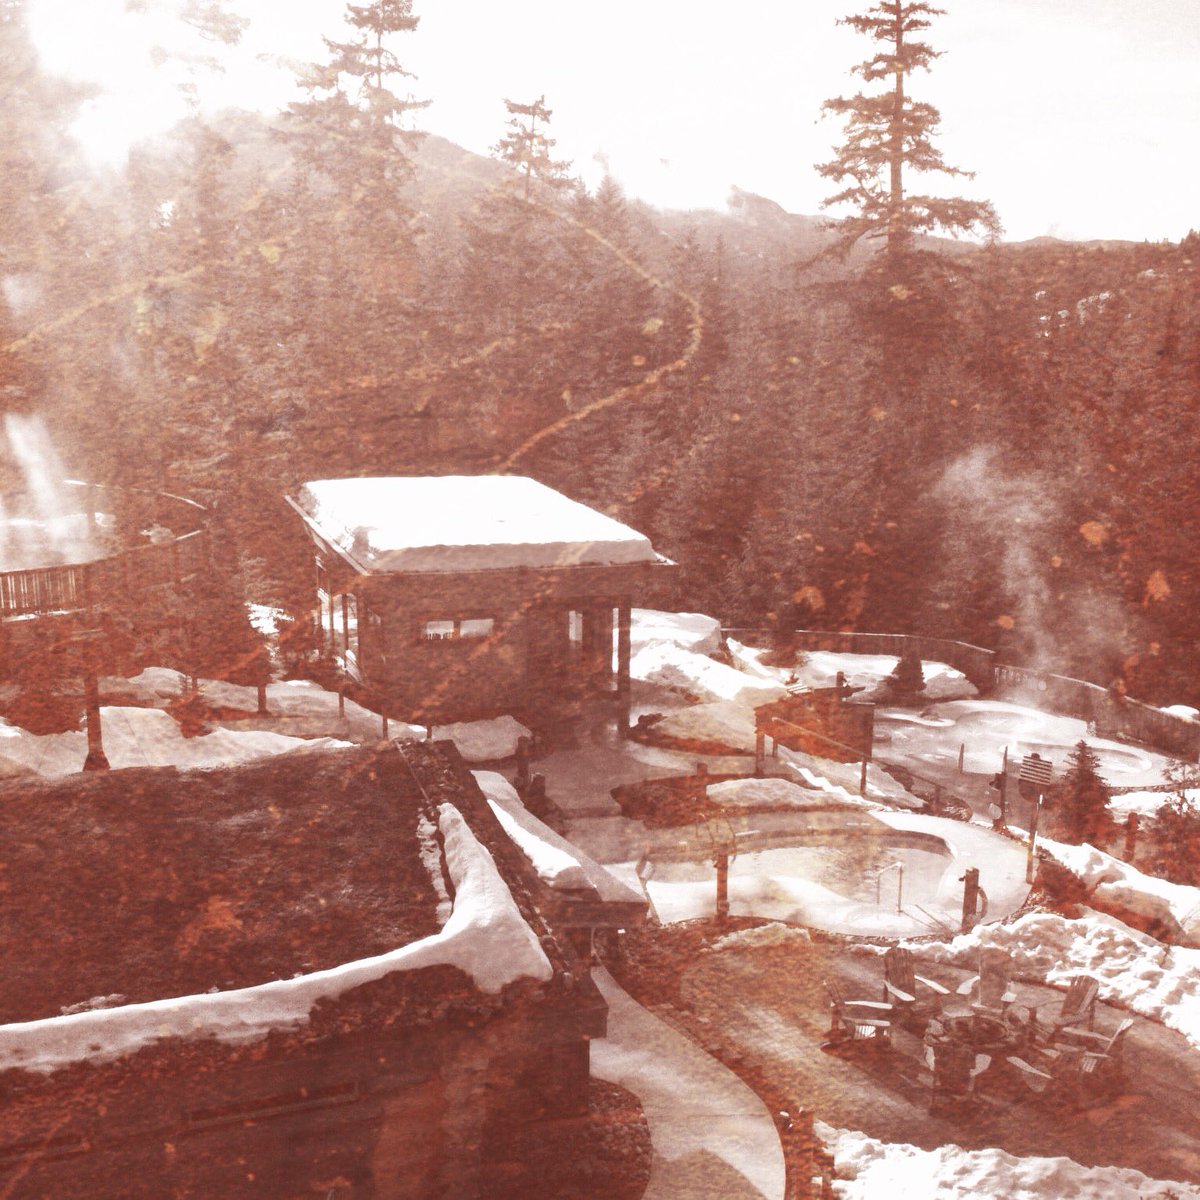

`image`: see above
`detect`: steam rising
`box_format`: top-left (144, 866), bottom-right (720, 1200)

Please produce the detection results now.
top-left (0, 414), bottom-right (102, 570)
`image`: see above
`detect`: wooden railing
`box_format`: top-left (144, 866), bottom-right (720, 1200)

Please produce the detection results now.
top-left (1, 485), bottom-right (208, 620)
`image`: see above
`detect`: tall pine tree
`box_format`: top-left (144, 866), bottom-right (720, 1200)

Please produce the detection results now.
top-left (818, 2), bottom-right (999, 270)
top-left (493, 95), bottom-right (572, 202)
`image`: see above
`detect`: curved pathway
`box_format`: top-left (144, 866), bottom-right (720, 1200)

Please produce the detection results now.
top-left (590, 966), bottom-right (785, 1200)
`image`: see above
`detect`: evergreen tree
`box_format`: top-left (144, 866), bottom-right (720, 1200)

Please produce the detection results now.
top-left (1052, 740), bottom-right (1112, 846)
top-left (493, 95), bottom-right (572, 202)
top-left (818, 2), bottom-right (999, 269)
top-left (1147, 772), bottom-right (1200, 887)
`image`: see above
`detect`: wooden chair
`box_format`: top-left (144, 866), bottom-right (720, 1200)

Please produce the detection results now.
top-left (882, 947), bottom-right (950, 1022)
top-left (955, 946), bottom-right (1017, 1014)
top-left (822, 979), bottom-right (893, 1051)
top-left (925, 1034), bottom-right (992, 1114)
top-left (1025, 975), bottom-right (1099, 1043)
top-left (1008, 1018), bottom-right (1134, 1103)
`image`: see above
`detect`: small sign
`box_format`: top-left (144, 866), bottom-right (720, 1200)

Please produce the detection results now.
top-left (1019, 753), bottom-right (1054, 788)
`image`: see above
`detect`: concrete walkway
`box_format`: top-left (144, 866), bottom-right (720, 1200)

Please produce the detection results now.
top-left (590, 966), bottom-right (786, 1200)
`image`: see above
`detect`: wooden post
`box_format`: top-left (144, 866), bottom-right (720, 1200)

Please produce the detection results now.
top-left (82, 638), bottom-right (109, 772)
top-left (616, 603), bottom-right (632, 736)
top-left (960, 867), bottom-right (980, 932)
top-left (1124, 812), bottom-right (1139, 862)
top-left (256, 683), bottom-right (267, 715)
top-left (338, 687), bottom-right (346, 719)
top-left (341, 592), bottom-right (350, 659)
top-left (715, 852), bottom-right (729, 924)
top-left (1026, 795), bottom-right (1041, 884)
top-left (958, 742), bottom-right (965, 772)
top-left (860, 759), bottom-right (868, 797)
top-left (755, 729), bottom-right (766, 778)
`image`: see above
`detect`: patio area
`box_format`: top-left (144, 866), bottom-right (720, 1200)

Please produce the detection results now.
top-left (604, 922), bottom-right (1200, 1188)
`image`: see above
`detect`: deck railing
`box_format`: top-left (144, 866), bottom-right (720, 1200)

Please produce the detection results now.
top-left (1, 484), bottom-right (208, 620)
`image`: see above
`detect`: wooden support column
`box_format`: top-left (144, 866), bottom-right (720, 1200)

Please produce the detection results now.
top-left (755, 729), bottom-right (766, 777)
top-left (341, 592), bottom-right (350, 661)
top-left (616, 603), bottom-right (632, 735)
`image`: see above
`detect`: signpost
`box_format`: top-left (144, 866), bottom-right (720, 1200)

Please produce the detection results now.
top-left (1019, 753), bottom-right (1055, 883)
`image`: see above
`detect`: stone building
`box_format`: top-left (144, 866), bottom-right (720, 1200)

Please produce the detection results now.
top-left (0, 742), bottom-right (632, 1199)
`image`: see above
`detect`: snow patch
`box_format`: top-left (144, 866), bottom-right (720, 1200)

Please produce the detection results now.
top-left (0, 706), bottom-right (350, 778)
top-left (474, 771), bottom-right (642, 903)
top-left (1038, 836), bottom-right (1200, 945)
top-left (820, 1122), bottom-right (1200, 1200)
top-left (707, 777), bottom-right (829, 809)
top-left (432, 715), bottom-right (531, 762)
top-left (631, 640), bottom-right (786, 708)
top-left (630, 609), bottom-right (722, 655)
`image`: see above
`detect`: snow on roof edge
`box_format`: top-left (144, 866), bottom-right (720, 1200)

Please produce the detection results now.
top-left (0, 803), bottom-right (551, 1076)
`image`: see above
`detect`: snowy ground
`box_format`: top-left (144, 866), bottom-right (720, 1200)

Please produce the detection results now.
top-left (820, 1122), bottom-right (1200, 1200)
top-left (1037, 836), bottom-right (1200, 946)
top-left (0, 705), bottom-right (351, 777)
top-left (875, 699), bottom-right (1178, 789)
top-left (1111, 786), bottom-right (1200, 819)
top-left (1, 667), bottom-right (533, 776)
top-left (728, 641), bottom-right (979, 704)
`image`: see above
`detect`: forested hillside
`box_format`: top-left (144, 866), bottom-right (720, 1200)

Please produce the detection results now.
top-left (2, 0), bottom-right (1197, 705)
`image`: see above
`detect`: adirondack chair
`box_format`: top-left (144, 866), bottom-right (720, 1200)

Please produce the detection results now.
top-left (822, 979), bottom-right (893, 1051)
top-left (882, 947), bottom-right (950, 1022)
top-left (955, 947), bottom-right (1017, 1014)
top-left (1007, 1018), bottom-right (1135, 1103)
top-left (1025, 975), bottom-right (1099, 1043)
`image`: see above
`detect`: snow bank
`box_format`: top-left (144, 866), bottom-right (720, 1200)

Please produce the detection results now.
top-left (432, 715), bottom-right (531, 762)
top-left (473, 770), bottom-right (644, 903)
top-left (726, 643), bottom-right (978, 703)
top-left (631, 641), bottom-right (786, 708)
top-left (1110, 787), bottom-right (1200, 819)
top-left (651, 700), bottom-right (757, 752)
top-left (631, 609), bottom-right (722, 655)
top-left (707, 777), bottom-right (829, 809)
top-left (820, 1122), bottom-right (1200, 1200)
top-left (0, 706), bottom-right (350, 778)
top-left (1038, 836), bottom-right (1200, 945)
top-left (0, 803), bottom-right (552, 1074)
top-left (707, 922), bottom-right (812, 954)
top-left (295, 476), bottom-right (658, 573)
top-left (901, 909), bottom-right (1200, 1052)
top-left (1161, 704), bottom-right (1199, 722)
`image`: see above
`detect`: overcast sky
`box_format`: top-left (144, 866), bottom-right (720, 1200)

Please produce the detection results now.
top-left (28, 0), bottom-right (1200, 243)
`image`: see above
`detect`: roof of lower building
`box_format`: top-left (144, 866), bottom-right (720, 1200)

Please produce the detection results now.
top-left (290, 475), bottom-right (660, 574)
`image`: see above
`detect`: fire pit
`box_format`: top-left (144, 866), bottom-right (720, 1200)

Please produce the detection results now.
top-left (942, 1012), bottom-right (1019, 1054)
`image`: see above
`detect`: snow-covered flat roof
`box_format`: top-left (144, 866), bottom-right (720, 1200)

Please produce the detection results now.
top-left (293, 476), bottom-right (660, 574)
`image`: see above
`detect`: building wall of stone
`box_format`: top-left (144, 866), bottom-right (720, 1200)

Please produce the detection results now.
top-left (0, 977), bottom-right (603, 1200)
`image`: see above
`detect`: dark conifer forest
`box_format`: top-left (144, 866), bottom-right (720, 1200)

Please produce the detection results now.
top-left (2, 0), bottom-right (1198, 706)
